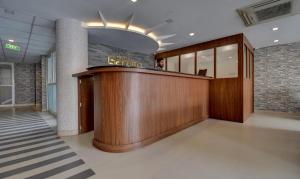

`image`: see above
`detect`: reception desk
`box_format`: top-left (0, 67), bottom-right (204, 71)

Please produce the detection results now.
top-left (73, 67), bottom-right (211, 152)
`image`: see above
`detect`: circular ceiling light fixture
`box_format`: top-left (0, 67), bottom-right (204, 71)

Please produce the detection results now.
top-left (274, 39), bottom-right (279, 43)
top-left (85, 10), bottom-right (176, 53)
top-left (8, 39), bottom-right (15, 42)
top-left (130, 0), bottom-right (138, 2)
top-left (272, 27), bottom-right (279, 31)
top-left (189, 33), bottom-right (195, 36)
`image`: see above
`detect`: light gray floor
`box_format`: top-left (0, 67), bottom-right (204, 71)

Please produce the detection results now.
top-left (62, 112), bottom-right (300, 179)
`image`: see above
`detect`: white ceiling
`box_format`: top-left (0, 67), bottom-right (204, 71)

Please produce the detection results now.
top-left (1, 0), bottom-right (300, 61)
top-left (0, 6), bottom-right (55, 63)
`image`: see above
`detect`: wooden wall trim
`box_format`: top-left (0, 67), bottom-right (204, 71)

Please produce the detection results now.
top-left (156, 33), bottom-right (243, 59)
top-left (73, 66), bottom-right (212, 80)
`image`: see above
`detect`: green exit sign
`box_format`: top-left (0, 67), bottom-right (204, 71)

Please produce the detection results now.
top-left (5, 43), bottom-right (21, 52)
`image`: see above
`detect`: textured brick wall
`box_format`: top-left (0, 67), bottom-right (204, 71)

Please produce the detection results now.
top-left (14, 63), bottom-right (36, 104)
top-left (254, 42), bottom-right (300, 113)
top-left (35, 62), bottom-right (42, 109)
top-left (41, 57), bottom-right (48, 111)
top-left (88, 42), bottom-right (155, 69)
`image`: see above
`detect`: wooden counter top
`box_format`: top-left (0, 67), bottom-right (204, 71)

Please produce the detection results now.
top-left (72, 66), bottom-right (213, 80)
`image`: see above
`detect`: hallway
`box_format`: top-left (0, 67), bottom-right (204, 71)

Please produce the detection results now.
top-left (0, 111), bottom-right (95, 179)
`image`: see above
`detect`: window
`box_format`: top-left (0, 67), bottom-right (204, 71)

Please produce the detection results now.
top-left (167, 56), bottom-right (179, 72)
top-left (197, 49), bottom-right (214, 77)
top-left (47, 52), bottom-right (57, 114)
top-left (180, 53), bottom-right (195, 74)
top-left (216, 44), bottom-right (238, 78)
top-left (0, 63), bottom-right (14, 106)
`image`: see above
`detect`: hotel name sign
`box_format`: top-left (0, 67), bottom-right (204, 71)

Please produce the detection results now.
top-left (107, 56), bottom-right (142, 68)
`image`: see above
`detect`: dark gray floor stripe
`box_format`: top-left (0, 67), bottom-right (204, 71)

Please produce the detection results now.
top-left (0, 146), bottom-right (70, 168)
top-left (0, 120), bottom-right (45, 125)
top-left (0, 126), bottom-right (51, 137)
top-left (0, 130), bottom-right (54, 142)
top-left (0, 152), bottom-right (77, 178)
top-left (25, 160), bottom-right (85, 179)
top-left (0, 120), bottom-right (46, 128)
top-left (0, 124), bottom-right (49, 134)
top-left (0, 116), bottom-right (43, 121)
top-left (67, 169), bottom-right (96, 179)
top-left (0, 123), bottom-right (48, 131)
top-left (0, 137), bottom-right (59, 152)
top-left (0, 141), bottom-right (65, 159)
top-left (0, 117), bottom-right (44, 121)
top-left (0, 127), bottom-right (52, 138)
top-left (0, 133), bottom-right (56, 146)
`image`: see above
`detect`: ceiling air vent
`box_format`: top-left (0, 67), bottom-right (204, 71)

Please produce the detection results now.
top-left (237, 0), bottom-right (300, 26)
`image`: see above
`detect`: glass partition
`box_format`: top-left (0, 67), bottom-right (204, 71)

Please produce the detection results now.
top-left (180, 53), bottom-right (195, 74)
top-left (167, 56), bottom-right (179, 72)
top-left (197, 49), bottom-right (214, 77)
top-left (216, 44), bottom-right (238, 78)
top-left (47, 52), bottom-right (57, 114)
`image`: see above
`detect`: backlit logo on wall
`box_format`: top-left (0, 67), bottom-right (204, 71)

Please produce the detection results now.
top-left (107, 56), bottom-right (142, 68)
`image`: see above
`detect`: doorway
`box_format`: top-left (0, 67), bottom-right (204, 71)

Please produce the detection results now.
top-left (0, 63), bottom-right (14, 107)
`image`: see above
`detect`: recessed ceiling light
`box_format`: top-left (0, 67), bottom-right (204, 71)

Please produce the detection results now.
top-left (272, 27), bottom-right (279, 31)
top-left (130, 0), bottom-right (138, 2)
top-left (8, 39), bottom-right (14, 42)
top-left (274, 39), bottom-right (279, 43)
top-left (228, 56), bottom-right (233, 59)
top-left (189, 33), bottom-right (195, 36)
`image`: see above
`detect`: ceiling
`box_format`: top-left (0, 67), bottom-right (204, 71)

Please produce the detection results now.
top-left (1, 0), bottom-right (300, 63)
top-left (0, 6), bottom-right (55, 63)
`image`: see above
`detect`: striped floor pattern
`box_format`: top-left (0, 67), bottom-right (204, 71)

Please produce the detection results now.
top-left (0, 112), bottom-right (95, 179)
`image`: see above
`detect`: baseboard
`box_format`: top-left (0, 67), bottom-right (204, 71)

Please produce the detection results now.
top-left (58, 129), bottom-right (78, 136)
top-left (255, 110), bottom-right (300, 119)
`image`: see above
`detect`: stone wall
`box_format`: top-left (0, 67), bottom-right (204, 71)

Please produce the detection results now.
top-left (88, 42), bottom-right (155, 69)
top-left (41, 56), bottom-right (48, 111)
top-left (14, 63), bottom-right (36, 105)
top-left (35, 62), bottom-right (42, 110)
top-left (254, 42), bottom-right (300, 113)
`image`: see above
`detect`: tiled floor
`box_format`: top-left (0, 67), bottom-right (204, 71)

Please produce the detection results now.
top-left (63, 112), bottom-right (300, 179)
top-left (0, 110), bottom-right (95, 179)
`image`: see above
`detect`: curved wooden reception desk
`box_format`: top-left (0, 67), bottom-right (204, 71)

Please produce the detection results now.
top-left (74, 67), bottom-right (211, 152)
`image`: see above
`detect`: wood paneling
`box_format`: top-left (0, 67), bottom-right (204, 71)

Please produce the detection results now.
top-left (156, 33), bottom-right (254, 123)
top-left (78, 76), bottom-right (94, 134)
top-left (209, 79), bottom-right (243, 122)
top-left (83, 67), bottom-right (210, 152)
top-left (243, 35), bottom-right (254, 121)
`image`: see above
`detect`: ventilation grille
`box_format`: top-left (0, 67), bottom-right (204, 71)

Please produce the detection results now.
top-left (237, 0), bottom-right (300, 26)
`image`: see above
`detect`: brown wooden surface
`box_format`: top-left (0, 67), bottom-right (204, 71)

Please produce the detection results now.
top-left (243, 36), bottom-right (255, 121)
top-left (78, 76), bottom-right (94, 134)
top-left (73, 66), bottom-right (212, 80)
top-left (209, 79), bottom-right (243, 122)
top-left (89, 68), bottom-right (210, 152)
top-left (156, 33), bottom-right (254, 123)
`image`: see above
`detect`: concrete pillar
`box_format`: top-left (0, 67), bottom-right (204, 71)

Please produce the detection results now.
top-left (56, 18), bottom-right (88, 136)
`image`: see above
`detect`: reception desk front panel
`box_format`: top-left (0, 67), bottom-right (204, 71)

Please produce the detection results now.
top-left (74, 67), bottom-right (210, 152)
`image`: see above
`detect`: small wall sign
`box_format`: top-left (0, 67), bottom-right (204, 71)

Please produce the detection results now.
top-left (5, 43), bottom-right (21, 52)
top-left (107, 56), bottom-right (142, 68)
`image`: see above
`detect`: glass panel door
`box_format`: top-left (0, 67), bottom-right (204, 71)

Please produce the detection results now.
top-left (0, 63), bottom-right (14, 106)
